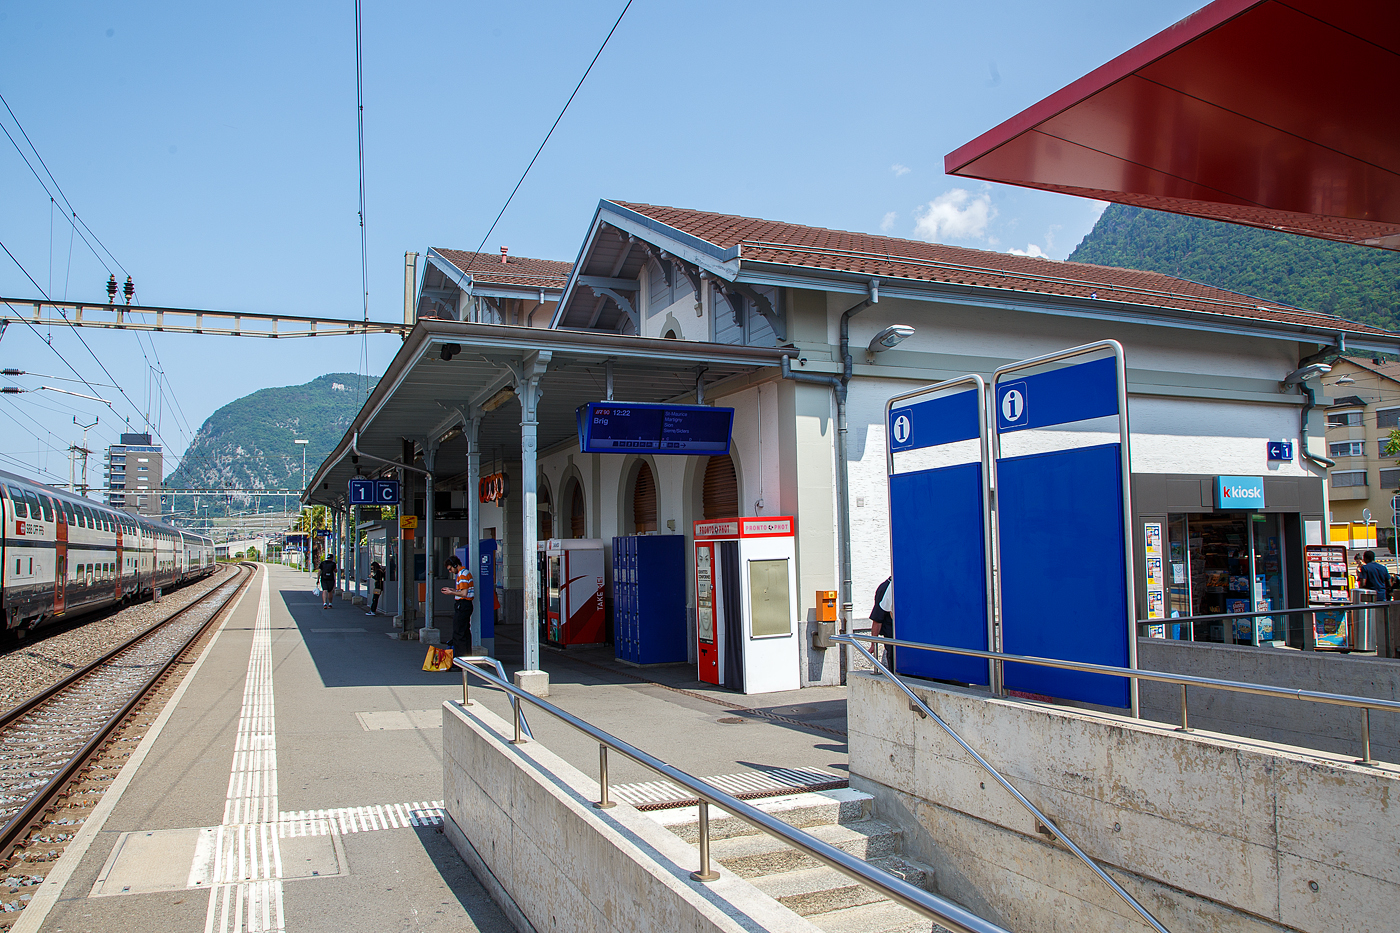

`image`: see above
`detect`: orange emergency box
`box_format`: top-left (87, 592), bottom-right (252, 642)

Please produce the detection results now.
top-left (816, 590), bottom-right (838, 622)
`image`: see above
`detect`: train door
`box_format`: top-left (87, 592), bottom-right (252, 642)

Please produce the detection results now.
top-left (54, 502), bottom-right (67, 615)
top-left (115, 525), bottom-right (124, 599)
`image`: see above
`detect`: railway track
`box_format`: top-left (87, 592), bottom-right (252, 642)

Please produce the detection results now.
top-left (0, 563), bottom-right (255, 860)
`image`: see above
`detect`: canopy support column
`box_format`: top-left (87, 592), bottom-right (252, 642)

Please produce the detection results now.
top-left (465, 410), bottom-right (485, 653)
top-left (422, 438), bottom-right (439, 635)
top-left (511, 350), bottom-right (551, 695)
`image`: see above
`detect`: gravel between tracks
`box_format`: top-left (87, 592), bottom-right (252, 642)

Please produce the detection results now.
top-left (0, 566), bottom-right (237, 713)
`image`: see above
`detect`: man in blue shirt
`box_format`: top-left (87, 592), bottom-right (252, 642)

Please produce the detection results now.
top-left (1358, 550), bottom-right (1390, 601)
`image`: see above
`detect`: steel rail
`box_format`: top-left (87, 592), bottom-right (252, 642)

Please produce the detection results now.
top-left (454, 657), bottom-right (1012, 933)
top-left (837, 636), bottom-right (1170, 932)
top-left (0, 569), bottom-right (227, 731)
top-left (843, 633), bottom-right (1400, 717)
top-left (0, 564), bottom-right (255, 856)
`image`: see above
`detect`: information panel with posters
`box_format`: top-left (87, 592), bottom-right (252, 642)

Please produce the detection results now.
top-left (1305, 543), bottom-right (1351, 649)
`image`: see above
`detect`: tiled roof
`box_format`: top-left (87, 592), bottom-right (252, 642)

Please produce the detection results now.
top-left (1345, 356), bottom-right (1400, 384)
top-left (609, 201), bottom-right (1397, 338)
top-left (432, 249), bottom-right (572, 289)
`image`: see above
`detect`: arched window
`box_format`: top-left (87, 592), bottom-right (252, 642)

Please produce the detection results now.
top-left (632, 462), bottom-right (657, 533)
top-left (538, 482), bottom-right (553, 540)
top-left (702, 454), bottom-right (737, 520)
top-left (570, 483), bottom-right (586, 538)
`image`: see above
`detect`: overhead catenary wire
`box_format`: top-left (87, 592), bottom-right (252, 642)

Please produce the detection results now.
top-left (354, 0), bottom-right (371, 406)
top-left (458, 0), bottom-right (633, 278)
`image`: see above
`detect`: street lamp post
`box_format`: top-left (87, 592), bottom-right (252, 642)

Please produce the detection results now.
top-left (295, 439), bottom-right (310, 580)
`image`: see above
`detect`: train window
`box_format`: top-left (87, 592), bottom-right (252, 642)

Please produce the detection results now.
top-left (7, 486), bottom-right (27, 519)
top-left (80, 506), bottom-right (93, 528)
top-left (27, 558), bottom-right (32, 574)
top-left (14, 559), bottom-right (19, 574)
top-left (60, 501), bottom-right (72, 525)
top-left (24, 491), bottom-right (42, 520)
top-left (38, 495), bottom-right (52, 522)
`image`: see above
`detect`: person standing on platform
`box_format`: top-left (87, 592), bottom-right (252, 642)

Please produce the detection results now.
top-left (318, 553), bottom-right (337, 609)
top-left (1359, 550), bottom-right (1390, 600)
top-left (440, 555), bottom-right (474, 652)
top-left (870, 576), bottom-right (894, 669)
top-left (366, 561), bottom-right (385, 616)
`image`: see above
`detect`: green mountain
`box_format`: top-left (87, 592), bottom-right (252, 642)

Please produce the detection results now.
top-left (1068, 204), bottom-right (1400, 332)
top-left (163, 372), bottom-right (375, 520)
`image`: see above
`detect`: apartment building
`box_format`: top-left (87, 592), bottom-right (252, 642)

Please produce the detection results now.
top-left (105, 432), bottom-right (164, 517)
top-left (1324, 357), bottom-right (1400, 553)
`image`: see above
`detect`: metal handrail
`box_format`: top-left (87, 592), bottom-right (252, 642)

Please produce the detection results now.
top-left (836, 635), bottom-right (1170, 933)
top-left (453, 657), bottom-right (1011, 933)
top-left (842, 632), bottom-right (1400, 764)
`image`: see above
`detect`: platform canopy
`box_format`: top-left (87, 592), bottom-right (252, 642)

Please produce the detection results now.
top-left (946, 0), bottom-right (1400, 249)
top-left (303, 318), bottom-right (786, 505)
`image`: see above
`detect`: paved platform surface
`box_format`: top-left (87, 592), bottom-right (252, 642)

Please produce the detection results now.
top-left (26, 563), bottom-right (849, 933)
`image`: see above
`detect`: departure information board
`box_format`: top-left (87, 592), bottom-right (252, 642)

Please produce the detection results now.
top-left (577, 402), bottom-right (734, 454)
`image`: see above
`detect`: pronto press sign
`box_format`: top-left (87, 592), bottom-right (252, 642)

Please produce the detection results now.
top-left (1216, 475), bottom-right (1266, 509)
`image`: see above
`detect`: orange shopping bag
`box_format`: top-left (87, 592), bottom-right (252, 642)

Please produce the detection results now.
top-left (422, 645), bottom-right (454, 672)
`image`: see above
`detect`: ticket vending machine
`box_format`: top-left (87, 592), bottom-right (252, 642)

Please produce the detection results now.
top-left (693, 516), bottom-right (800, 694)
top-left (538, 538), bottom-right (607, 647)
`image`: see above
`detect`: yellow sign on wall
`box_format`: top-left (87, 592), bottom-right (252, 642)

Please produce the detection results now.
top-left (399, 515), bottom-right (419, 530)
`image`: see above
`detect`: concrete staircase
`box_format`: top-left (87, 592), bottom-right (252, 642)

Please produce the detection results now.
top-left (649, 788), bottom-right (949, 933)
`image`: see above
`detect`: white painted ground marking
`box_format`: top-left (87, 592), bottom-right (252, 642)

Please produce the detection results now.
top-left (609, 767), bottom-right (845, 807)
top-left (205, 571), bottom-right (286, 933)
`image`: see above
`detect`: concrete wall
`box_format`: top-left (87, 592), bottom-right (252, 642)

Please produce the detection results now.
top-left (442, 699), bottom-right (819, 933)
top-left (848, 672), bottom-right (1400, 933)
top-left (1137, 637), bottom-right (1400, 762)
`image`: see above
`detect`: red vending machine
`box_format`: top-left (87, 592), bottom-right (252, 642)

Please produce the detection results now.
top-left (539, 538), bottom-right (607, 647)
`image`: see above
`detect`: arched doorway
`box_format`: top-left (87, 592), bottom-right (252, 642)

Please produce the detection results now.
top-left (538, 482), bottom-right (553, 540)
top-left (702, 454), bottom-right (737, 519)
top-left (632, 462), bottom-right (657, 533)
top-left (570, 482), bottom-right (586, 538)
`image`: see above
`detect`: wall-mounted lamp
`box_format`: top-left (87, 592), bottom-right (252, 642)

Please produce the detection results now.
top-left (1329, 373), bottom-right (1356, 387)
top-left (866, 324), bottom-right (914, 362)
top-left (439, 342), bottom-right (462, 362)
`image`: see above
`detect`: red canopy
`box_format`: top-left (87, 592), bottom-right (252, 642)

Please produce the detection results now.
top-left (946, 0), bottom-right (1400, 249)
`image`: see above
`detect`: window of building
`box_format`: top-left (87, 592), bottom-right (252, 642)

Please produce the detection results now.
top-left (631, 464), bottom-right (656, 533)
top-left (1381, 469), bottom-right (1400, 489)
top-left (1327, 410), bottom-right (1363, 427)
top-left (1379, 408), bottom-right (1400, 429)
top-left (570, 483), bottom-right (587, 538)
top-left (1379, 440), bottom-right (1400, 459)
top-left (702, 454), bottom-right (738, 519)
top-left (1333, 470), bottom-right (1368, 487)
top-left (1330, 441), bottom-right (1366, 457)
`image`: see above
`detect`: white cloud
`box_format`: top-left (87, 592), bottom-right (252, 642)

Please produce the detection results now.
top-left (880, 211), bottom-right (897, 232)
top-left (891, 164), bottom-right (911, 177)
top-left (912, 188), bottom-right (995, 242)
top-left (1008, 244), bottom-right (1048, 258)
top-left (1045, 224), bottom-right (1063, 251)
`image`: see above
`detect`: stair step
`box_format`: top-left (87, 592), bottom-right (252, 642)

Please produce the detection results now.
top-left (748, 856), bottom-right (932, 916)
top-left (810, 899), bottom-right (954, 933)
top-left (710, 818), bottom-right (902, 877)
top-left (651, 788), bottom-right (873, 843)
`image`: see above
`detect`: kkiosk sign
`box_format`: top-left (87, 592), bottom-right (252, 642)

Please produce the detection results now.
top-left (578, 402), bottom-right (734, 454)
top-left (1216, 476), bottom-right (1265, 509)
top-left (992, 342), bottom-right (1135, 710)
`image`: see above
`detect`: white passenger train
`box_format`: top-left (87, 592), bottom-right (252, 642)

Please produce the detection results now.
top-left (0, 468), bottom-right (216, 635)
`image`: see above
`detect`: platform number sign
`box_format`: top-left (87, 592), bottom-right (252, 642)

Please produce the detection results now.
top-left (349, 479), bottom-right (400, 506)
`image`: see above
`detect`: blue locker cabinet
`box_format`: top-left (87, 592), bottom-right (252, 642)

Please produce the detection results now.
top-left (612, 534), bottom-right (688, 665)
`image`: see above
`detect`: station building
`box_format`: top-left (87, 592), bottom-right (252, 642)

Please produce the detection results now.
top-left (305, 200), bottom-right (1400, 691)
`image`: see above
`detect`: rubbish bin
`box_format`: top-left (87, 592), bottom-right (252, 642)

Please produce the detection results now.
top-left (1349, 588), bottom-right (1377, 651)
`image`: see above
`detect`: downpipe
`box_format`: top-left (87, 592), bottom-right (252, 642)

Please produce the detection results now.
top-left (779, 294), bottom-right (876, 685)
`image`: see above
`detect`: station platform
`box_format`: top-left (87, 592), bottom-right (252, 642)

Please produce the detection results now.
top-left (19, 563), bottom-right (849, 933)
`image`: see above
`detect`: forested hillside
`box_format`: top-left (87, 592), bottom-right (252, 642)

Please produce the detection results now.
top-left (1069, 204), bottom-right (1400, 332)
top-left (164, 373), bottom-right (375, 518)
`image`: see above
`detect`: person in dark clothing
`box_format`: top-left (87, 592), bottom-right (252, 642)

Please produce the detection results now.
top-left (870, 576), bottom-right (894, 669)
top-left (366, 561), bottom-right (385, 616)
top-left (1359, 550), bottom-right (1390, 601)
top-left (439, 555), bottom-right (474, 652)
top-left (318, 554), bottom-right (337, 608)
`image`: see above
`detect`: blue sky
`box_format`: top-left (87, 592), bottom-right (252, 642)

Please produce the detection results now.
top-left (0, 0), bottom-right (1201, 478)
